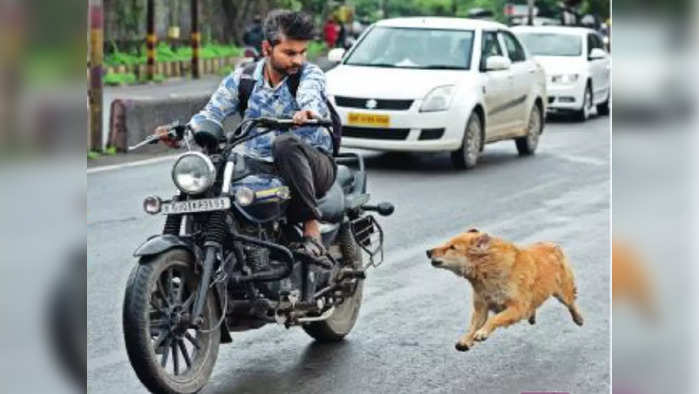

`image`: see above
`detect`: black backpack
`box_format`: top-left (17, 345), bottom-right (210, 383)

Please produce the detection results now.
top-left (237, 62), bottom-right (343, 156)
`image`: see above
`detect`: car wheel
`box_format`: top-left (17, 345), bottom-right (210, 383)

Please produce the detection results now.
top-left (575, 83), bottom-right (593, 121)
top-left (451, 112), bottom-right (482, 170)
top-left (516, 103), bottom-right (543, 156)
top-left (596, 89), bottom-right (610, 116)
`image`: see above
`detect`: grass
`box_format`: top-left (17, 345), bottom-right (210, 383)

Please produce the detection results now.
top-left (104, 72), bottom-right (137, 86)
top-left (88, 146), bottom-right (117, 159)
top-left (105, 42), bottom-right (242, 67)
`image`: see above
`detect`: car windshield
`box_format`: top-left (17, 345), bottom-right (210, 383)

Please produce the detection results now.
top-left (517, 32), bottom-right (582, 56)
top-left (344, 26), bottom-right (474, 69)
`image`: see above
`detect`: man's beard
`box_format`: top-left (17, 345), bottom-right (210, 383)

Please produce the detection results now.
top-left (268, 55), bottom-right (301, 77)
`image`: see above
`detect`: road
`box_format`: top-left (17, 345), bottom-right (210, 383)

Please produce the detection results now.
top-left (87, 115), bottom-right (610, 393)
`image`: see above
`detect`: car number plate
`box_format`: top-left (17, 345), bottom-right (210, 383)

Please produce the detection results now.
top-left (347, 112), bottom-right (390, 127)
top-left (161, 197), bottom-right (230, 215)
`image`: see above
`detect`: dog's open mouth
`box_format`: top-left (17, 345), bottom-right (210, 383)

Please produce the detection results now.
top-left (431, 259), bottom-right (442, 267)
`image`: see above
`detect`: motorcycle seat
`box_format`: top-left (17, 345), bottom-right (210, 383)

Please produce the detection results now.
top-left (335, 165), bottom-right (355, 191)
top-left (318, 182), bottom-right (345, 222)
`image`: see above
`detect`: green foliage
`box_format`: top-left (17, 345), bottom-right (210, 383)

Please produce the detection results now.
top-left (307, 41), bottom-right (327, 59)
top-left (104, 146), bottom-right (117, 156)
top-left (104, 72), bottom-right (137, 86)
top-left (87, 151), bottom-right (101, 160)
top-left (105, 42), bottom-right (242, 67)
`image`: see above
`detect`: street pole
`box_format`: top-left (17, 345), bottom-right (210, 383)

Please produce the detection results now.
top-left (527, 0), bottom-right (534, 25)
top-left (88, 0), bottom-right (103, 151)
top-left (191, 0), bottom-right (200, 79)
top-left (146, 0), bottom-right (155, 80)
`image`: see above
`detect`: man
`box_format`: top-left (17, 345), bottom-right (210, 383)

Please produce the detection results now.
top-left (158, 10), bottom-right (335, 257)
top-left (242, 15), bottom-right (264, 54)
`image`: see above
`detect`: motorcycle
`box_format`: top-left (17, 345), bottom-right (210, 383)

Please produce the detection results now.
top-left (122, 117), bottom-right (394, 394)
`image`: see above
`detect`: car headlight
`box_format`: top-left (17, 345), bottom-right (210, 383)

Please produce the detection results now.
top-left (419, 85), bottom-right (455, 112)
top-left (551, 74), bottom-right (580, 84)
top-left (171, 152), bottom-right (216, 195)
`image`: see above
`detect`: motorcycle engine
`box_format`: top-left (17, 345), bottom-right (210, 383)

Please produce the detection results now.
top-left (244, 245), bottom-right (303, 299)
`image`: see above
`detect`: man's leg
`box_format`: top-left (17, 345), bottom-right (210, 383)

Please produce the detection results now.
top-left (273, 134), bottom-right (335, 252)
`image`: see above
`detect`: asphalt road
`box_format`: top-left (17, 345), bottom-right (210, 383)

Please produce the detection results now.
top-left (87, 114), bottom-right (610, 393)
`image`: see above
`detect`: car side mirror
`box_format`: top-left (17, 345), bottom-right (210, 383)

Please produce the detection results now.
top-left (588, 48), bottom-right (607, 60)
top-left (328, 48), bottom-right (346, 63)
top-left (485, 55), bottom-right (511, 71)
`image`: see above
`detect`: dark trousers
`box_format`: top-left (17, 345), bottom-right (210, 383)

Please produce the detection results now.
top-left (273, 134), bottom-right (336, 223)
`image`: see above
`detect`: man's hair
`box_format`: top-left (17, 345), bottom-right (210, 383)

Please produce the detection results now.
top-left (263, 9), bottom-right (315, 45)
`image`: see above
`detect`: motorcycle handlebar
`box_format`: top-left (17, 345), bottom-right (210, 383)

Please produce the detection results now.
top-left (253, 117), bottom-right (333, 129)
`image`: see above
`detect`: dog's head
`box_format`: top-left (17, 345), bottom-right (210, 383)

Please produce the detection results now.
top-left (426, 228), bottom-right (492, 276)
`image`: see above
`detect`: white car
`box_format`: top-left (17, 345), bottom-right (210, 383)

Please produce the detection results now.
top-left (325, 17), bottom-right (547, 169)
top-left (512, 26), bottom-right (610, 121)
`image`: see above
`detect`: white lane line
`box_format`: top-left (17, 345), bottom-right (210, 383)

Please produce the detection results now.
top-left (87, 155), bottom-right (179, 174)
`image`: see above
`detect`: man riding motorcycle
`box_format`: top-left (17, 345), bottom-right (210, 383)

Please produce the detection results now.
top-left (156, 9), bottom-right (335, 258)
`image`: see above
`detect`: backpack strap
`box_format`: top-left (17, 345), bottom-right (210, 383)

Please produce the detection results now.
top-left (237, 62), bottom-right (257, 116)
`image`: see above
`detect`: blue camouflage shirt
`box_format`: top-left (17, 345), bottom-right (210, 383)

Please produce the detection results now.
top-left (189, 59), bottom-right (332, 162)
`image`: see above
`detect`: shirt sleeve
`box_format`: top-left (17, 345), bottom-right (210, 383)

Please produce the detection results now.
top-left (296, 63), bottom-right (330, 119)
top-left (189, 68), bottom-right (243, 127)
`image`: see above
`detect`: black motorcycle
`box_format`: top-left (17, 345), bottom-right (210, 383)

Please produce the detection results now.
top-left (122, 117), bottom-right (394, 394)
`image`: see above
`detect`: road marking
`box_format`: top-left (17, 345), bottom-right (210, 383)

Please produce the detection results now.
top-left (87, 155), bottom-right (179, 174)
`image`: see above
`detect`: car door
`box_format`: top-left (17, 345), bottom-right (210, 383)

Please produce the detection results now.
top-left (589, 33), bottom-right (610, 103)
top-left (498, 30), bottom-right (533, 135)
top-left (479, 30), bottom-right (510, 139)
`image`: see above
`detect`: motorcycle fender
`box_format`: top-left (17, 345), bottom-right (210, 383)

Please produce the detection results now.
top-left (133, 234), bottom-right (196, 258)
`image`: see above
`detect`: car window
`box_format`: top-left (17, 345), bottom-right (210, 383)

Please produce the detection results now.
top-left (343, 26), bottom-right (475, 69)
top-left (480, 31), bottom-right (503, 70)
top-left (499, 31), bottom-right (526, 63)
top-left (587, 33), bottom-right (599, 54)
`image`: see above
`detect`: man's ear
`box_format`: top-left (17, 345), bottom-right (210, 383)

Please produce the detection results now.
top-left (261, 40), bottom-right (272, 56)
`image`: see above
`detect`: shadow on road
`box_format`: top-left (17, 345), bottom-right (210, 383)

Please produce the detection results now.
top-left (359, 149), bottom-right (531, 173)
top-left (207, 341), bottom-right (353, 394)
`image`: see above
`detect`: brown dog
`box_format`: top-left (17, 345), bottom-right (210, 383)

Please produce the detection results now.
top-left (427, 228), bottom-right (583, 351)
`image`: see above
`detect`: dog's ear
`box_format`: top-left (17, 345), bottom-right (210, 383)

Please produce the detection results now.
top-left (475, 233), bottom-right (491, 249)
top-left (467, 228), bottom-right (479, 233)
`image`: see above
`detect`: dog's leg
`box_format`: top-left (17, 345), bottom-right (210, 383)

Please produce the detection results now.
top-left (474, 304), bottom-right (527, 342)
top-left (555, 263), bottom-right (584, 326)
top-left (455, 294), bottom-right (488, 351)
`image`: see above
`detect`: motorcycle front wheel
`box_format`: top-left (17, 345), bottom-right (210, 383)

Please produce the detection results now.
top-left (123, 248), bottom-right (220, 394)
top-left (303, 225), bottom-right (365, 342)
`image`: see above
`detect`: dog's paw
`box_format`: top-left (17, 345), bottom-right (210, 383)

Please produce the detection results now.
top-left (474, 329), bottom-right (490, 342)
top-left (454, 342), bottom-right (471, 352)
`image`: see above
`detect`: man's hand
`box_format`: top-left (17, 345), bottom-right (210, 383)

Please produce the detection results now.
top-left (154, 125), bottom-right (181, 149)
top-left (292, 109), bottom-right (318, 125)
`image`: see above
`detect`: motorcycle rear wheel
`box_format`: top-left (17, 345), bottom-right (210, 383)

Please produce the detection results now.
top-left (303, 225), bottom-right (365, 342)
top-left (123, 248), bottom-right (220, 394)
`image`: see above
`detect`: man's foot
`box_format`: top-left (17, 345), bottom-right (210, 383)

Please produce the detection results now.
top-left (300, 236), bottom-right (327, 258)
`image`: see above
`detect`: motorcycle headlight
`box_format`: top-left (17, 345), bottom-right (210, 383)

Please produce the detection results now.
top-left (419, 85), bottom-right (455, 112)
top-left (171, 152), bottom-right (216, 195)
top-left (551, 74), bottom-right (580, 84)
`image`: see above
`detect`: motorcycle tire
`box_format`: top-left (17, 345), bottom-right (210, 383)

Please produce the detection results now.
top-left (303, 224), bottom-right (365, 342)
top-left (123, 248), bottom-right (220, 394)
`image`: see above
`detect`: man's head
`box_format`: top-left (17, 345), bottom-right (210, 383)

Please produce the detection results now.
top-left (262, 10), bottom-right (315, 76)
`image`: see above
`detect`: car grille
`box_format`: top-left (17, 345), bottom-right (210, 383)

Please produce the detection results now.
top-left (334, 96), bottom-right (413, 110)
top-left (342, 126), bottom-right (410, 140)
top-left (418, 128), bottom-right (445, 140)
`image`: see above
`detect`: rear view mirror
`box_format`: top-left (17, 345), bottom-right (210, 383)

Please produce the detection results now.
top-left (589, 48), bottom-right (607, 60)
top-left (328, 48), bottom-right (346, 63)
top-left (485, 55), bottom-right (511, 71)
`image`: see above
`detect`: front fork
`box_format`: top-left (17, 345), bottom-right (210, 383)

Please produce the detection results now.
top-left (190, 244), bottom-right (218, 326)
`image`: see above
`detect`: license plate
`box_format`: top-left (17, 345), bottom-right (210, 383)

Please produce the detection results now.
top-left (347, 112), bottom-right (390, 127)
top-left (161, 197), bottom-right (230, 215)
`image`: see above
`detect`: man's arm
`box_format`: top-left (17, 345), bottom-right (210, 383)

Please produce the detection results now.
top-left (293, 63), bottom-right (330, 122)
top-left (189, 69), bottom-right (243, 127)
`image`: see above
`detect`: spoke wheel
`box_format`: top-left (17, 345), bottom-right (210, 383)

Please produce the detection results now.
top-left (124, 249), bottom-right (220, 394)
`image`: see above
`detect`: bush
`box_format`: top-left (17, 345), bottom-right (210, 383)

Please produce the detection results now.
top-left (104, 72), bottom-right (137, 86)
top-left (307, 41), bottom-right (327, 59)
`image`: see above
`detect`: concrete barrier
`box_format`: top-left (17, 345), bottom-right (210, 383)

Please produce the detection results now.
top-left (107, 95), bottom-right (239, 153)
